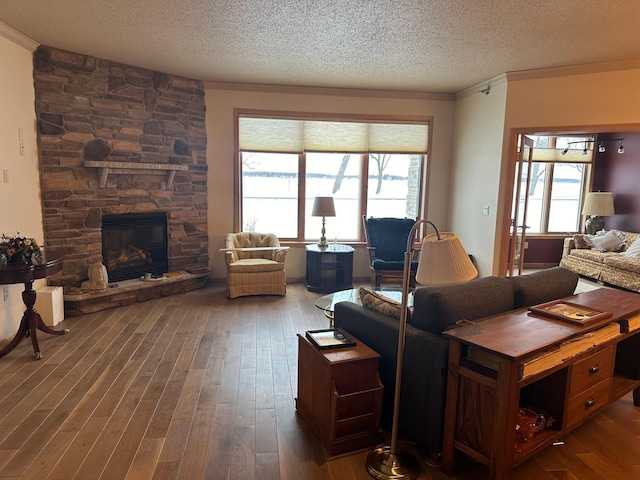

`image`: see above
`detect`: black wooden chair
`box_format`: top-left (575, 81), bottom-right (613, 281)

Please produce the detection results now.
top-left (363, 216), bottom-right (418, 288)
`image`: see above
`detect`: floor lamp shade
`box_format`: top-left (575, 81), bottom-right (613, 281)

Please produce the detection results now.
top-left (417, 233), bottom-right (477, 285)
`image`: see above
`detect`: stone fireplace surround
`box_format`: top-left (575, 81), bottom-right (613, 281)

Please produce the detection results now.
top-left (33, 46), bottom-right (209, 302)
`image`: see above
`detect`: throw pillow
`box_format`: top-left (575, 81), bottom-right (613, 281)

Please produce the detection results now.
top-left (572, 234), bottom-right (590, 249)
top-left (622, 239), bottom-right (640, 258)
top-left (589, 230), bottom-right (626, 252)
top-left (359, 287), bottom-right (402, 320)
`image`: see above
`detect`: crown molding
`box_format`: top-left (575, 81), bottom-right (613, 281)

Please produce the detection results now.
top-left (203, 80), bottom-right (454, 101)
top-left (454, 74), bottom-right (508, 100)
top-left (506, 58), bottom-right (640, 82)
top-left (0, 21), bottom-right (38, 52)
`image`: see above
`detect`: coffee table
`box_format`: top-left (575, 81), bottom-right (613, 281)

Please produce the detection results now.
top-left (314, 287), bottom-right (412, 327)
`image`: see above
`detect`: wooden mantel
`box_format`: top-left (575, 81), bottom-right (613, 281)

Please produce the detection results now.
top-left (84, 161), bottom-right (189, 189)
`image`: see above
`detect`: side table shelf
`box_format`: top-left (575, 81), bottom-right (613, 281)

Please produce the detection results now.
top-left (296, 332), bottom-right (383, 455)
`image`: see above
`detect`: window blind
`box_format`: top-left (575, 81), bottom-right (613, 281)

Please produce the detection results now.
top-left (239, 116), bottom-right (429, 154)
top-left (528, 148), bottom-right (593, 163)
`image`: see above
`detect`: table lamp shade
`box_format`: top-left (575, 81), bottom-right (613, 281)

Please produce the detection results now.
top-left (416, 233), bottom-right (477, 286)
top-left (311, 196), bottom-right (336, 217)
top-left (581, 192), bottom-right (615, 216)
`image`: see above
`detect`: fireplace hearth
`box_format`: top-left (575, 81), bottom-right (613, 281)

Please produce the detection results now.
top-left (102, 212), bottom-right (168, 282)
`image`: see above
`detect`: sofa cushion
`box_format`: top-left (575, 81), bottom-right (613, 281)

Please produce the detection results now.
top-left (621, 232), bottom-right (640, 252)
top-left (573, 234), bottom-right (590, 249)
top-left (359, 287), bottom-right (403, 319)
top-left (508, 266), bottom-right (579, 309)
top-left (569, 249), bottom-right (618, 263)
top-left (621, 239), bottom-right (640, 258)
top-left (226, 258), bottom-right (284, 273)
top-left (409, 276), bottom-right (514, 334)
top-left (603, 255), bottom-right (640, 274)
top-left (586, 229), bottom-right (626, 252)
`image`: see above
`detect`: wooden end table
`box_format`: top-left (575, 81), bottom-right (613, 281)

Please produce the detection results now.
top-left (0, 257), bottom-right (67, 360)
top-left (305, 244), bottom-right (354, 293)
top-left (296, 330), bottom-right (383, 455)
top-left (441, 288), bottom-right (640, 480)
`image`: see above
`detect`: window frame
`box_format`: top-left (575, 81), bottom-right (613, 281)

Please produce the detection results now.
top-left (522, 135), bottom-right (593, 235)
top-left (233, 109), bottom-right (432, 245)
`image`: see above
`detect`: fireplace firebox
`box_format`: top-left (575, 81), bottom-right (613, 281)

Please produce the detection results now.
top-left (102, 212), bottom-right (168, 282)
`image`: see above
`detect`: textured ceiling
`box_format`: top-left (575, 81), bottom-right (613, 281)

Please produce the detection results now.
top-left (1, 1), bottom-right (640, 94)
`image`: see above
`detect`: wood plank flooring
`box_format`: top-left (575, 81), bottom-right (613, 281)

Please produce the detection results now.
top-left (0, 282), bottom-right (639, 479)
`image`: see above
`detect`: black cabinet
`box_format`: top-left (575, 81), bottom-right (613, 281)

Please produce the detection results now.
top-left (305, 244), bottom-right (354, 293)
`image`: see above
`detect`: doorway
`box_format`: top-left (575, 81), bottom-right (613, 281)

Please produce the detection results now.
top-left (501, 131), bottom-right (601, 275)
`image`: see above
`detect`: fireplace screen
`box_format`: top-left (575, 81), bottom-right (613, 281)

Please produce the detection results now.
top-left (102, 212), bottom-right (168, 282)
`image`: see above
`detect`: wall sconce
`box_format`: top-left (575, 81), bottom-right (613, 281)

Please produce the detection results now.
top-left (618, 140), bottom-right (625, 154)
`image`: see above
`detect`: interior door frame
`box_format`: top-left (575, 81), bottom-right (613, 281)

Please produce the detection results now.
top-left (507, 135), bottom-right (533, 276)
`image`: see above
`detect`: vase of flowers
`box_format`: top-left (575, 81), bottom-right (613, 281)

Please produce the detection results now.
top-left (0, 233), bottom-right (43, 266)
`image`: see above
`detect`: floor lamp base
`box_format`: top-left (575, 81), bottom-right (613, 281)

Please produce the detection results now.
top-left (365, 446), bottom-right (420, 480)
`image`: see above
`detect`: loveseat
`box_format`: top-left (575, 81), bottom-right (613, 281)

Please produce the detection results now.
top-left (560, 230), bottom-right (640, 293)
top-left (333, 267), bottom-right (578, 458)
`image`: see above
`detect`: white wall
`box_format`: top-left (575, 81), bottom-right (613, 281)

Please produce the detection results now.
top-left (0, 27), bottom-right (43, 343)
top-left (449, 80), bottom-right (507, 277)
top-left (204, 85), bottom-right (456, 282)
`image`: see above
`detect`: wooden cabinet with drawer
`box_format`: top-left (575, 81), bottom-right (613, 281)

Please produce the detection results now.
top-left (295, 331), bottom-right (383, 455)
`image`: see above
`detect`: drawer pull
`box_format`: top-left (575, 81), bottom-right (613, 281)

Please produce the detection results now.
top-left (585, 398), bottom-right (596, 408)
top-left (588, 365), bottom-right (600, 375)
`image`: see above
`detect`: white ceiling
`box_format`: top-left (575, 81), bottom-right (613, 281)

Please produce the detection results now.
top-left (1, 1), bottom-right (640, 94)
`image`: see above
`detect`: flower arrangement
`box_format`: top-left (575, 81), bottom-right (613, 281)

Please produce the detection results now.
top-left (0, 233), bottom-right (43, 265)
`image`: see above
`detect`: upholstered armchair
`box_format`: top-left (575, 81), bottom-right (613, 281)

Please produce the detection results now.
top-left (363, 216), bottom-right (418, 288)
top-left (223, 232), bottom-right (289, 299)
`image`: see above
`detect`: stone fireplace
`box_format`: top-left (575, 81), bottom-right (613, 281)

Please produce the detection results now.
top-left (102, 212), bottom-right (168, 282)
top-left (33, 46), bottom-right (209, 292)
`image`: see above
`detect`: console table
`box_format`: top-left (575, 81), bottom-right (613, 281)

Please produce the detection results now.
top-left (442, 288), bottom-right (640, 480)
top-left (0, 257), bottom-right (67, 360)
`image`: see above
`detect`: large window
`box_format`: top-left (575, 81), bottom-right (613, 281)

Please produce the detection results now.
top-left (517, 135), bottom-right (590, 234)
top-left (238, 114), bottom-right (430, 242)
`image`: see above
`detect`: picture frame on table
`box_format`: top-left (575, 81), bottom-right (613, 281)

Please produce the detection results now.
top-left (305, 328), bottom-right (356, 349)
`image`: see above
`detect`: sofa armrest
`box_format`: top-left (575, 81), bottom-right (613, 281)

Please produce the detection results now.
top-left (562, 237), bottom-right (575, 260)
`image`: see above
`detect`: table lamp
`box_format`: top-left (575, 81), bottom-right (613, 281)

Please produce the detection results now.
top-left (582, 191), bottom-right (615, 235)
top-left (311, 196), bottom-right (336, 247)
top-left (366, 219), bottom-right (477, 480)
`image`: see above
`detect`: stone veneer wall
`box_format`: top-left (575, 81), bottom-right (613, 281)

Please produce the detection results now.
top-left (33, 46), bottom-right (208, 290)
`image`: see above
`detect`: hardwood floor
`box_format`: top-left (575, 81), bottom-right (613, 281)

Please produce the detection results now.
top-left (0, 282), bottom-right (639, 479)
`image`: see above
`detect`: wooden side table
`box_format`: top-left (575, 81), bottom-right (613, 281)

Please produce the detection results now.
top-left (296, 330), bottom-right (383, 455)
top-left (305, 243), bottom-right (354, 293)
top-left (0, 257), bottom-right (67, 360)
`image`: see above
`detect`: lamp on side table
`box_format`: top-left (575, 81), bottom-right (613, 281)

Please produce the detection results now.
top-left (582, 191), bottom-right (615, 235)
top-left (311, 196), bottom-right (336, 247)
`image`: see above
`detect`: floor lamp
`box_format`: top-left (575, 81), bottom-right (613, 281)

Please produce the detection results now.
top-left (366, 219), bottom-right (478, 480)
